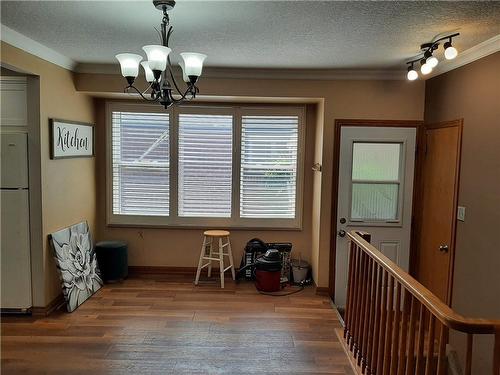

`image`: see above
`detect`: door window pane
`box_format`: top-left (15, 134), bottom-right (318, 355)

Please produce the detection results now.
top-left (351, 183), bottom-right (399, 220)
top-left (352, 143), bottom-right (400, 181)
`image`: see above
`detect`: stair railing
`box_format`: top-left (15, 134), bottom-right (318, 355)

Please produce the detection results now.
top-left (343, 230), bottom-right (500, 375)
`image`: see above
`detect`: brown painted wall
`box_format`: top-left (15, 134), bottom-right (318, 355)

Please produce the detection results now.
top-left (1, 42), bottom-right (96, 306)
top-left (425, 52), bottom-right (500, 374)
top-left (81, 72), bottom-right (425, 287)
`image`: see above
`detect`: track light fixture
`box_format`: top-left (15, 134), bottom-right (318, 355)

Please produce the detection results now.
top-left (405, 33), bottom-right (459, 81)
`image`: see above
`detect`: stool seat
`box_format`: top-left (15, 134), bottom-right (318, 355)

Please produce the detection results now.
top-left (204, 230), bottom-right (230, 237)
top-left (195, 230), bottom-right (235, 288)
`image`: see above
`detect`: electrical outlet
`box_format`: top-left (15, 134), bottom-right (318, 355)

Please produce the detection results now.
top-left (457, 206), bottom-right (466, 222)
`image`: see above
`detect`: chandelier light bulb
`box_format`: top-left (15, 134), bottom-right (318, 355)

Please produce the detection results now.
top-left (180, 52), bottom-right (207, 78)
top-left (444, 41), bottom-right (458, 60)
top-left (142, 45), bottom-right (172, 72)
top-left (407, 66), bottom-right (418, 81)
top-left (427, 56), bottom-right (439, 68)
top-left (141, 61), bottom-right (155, 82)
top-left (115, 53), bottom-right (143, 78)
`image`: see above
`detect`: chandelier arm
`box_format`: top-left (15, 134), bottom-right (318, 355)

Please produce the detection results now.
top-left (166, 55), bottom-right (186, 96)
top-left (126, 85), bottom-right (161, 102)
top-left (169, 86), bottom-right (196, 104)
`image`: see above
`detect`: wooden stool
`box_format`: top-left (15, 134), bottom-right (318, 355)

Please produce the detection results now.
top-left (194, 230), bottom-right (235, 288)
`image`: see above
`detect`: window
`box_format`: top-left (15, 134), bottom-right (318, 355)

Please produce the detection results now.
top-left (350, 142), bottom-right (402, 222)
top-left (107, 103), bottom-right (304, 228)
top-left (111, 110), bottom-right (170, 217)
top-left (240, 115), bottom-right (298, 218)
top-left (178, 113), bottom-right (233, 218)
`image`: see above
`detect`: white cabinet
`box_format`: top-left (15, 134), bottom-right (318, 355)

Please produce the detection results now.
top-left (0, 77), bottom-right (27, 127)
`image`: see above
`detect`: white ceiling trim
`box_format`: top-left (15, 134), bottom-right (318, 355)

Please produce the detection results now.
top-left (74, 63), bottom-right (406, 81)
top-left (1, 24), bottom-right (77, 71)
top-left (427, 34), bottom-right (500, 78)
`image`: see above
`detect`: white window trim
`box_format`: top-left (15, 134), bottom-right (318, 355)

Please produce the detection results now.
top-left (347, 138), bottom-right (407, 227)
top-left (106, 101), bottom-right (306, 230)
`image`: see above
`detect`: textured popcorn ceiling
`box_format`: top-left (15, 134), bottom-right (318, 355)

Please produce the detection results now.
top-left (1, 1), bottom-right (499, 69)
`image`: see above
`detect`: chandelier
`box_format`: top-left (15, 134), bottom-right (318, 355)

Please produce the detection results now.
top-left (115, 0), bottom-right (207, 108)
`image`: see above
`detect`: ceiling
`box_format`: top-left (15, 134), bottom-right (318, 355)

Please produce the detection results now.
top-left (1, 1), bottom-right (500, 70)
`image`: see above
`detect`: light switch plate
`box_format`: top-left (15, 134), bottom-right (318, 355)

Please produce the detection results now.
top-left (457, 206), bottom-right (466, 222)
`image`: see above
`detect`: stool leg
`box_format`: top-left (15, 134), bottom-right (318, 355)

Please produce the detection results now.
top-left (226, 236), bottom-right (236, 280)
top-left (219, 237), bottom-right (225, 289)
top-left (207, 237), bottom-right (213, 278)
top-left (194, 236), bottom-right (207, 285)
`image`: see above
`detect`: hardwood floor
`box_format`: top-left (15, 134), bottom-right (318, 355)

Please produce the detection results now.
top-left (1, 276), bottom-right (353, 374)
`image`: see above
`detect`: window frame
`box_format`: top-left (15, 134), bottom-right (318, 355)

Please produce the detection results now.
top-left (106, 101), bottom-right (305, 229)
top-left (347, 139), bottom-right (407, 227)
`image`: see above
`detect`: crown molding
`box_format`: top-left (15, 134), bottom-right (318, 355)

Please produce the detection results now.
top-left (427, 34), bottom-right (500, 78)
top-left (75, 63), bottom-right (406, 81)
top-left (1, 24), bottom-right (77, 71)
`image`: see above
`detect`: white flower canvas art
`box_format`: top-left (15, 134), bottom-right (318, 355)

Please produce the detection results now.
top-left (50, 221), bottom-right (103, 312)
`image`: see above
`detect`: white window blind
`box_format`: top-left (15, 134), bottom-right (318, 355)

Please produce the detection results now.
top-left (178, 113), bottom-right (233, 217)
top-left (112, 111), bottom-right (170, 216)
top-left (240, 115), bottom-right (299, 218)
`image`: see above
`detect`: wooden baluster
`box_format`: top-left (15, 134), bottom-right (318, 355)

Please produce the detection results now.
top-left (436, 322), bottom-right (448, 375)
top-left (464, 334), bottom-right (473, 375)
top-left (397, 289), bottom-right (411, 375)
top-left (424, 315), bottom-right (436, 375)
top-left (370, 263), bottom-right (383, 375)
top-left (376, 270), bottom-right (388, 375)
top-left (415, 305), bottom-right (426, 375)
top-left (350, 245), bottom-right (362, 352)
top-left (405, 297), bottom-right (418, 375)
top-left (357, 250), bottom-right (369, 365)
top-left (344, 240), bottom-right (355, 341)
top-left (360, 257), bottom-right (373, 372)
top-left (382, 275), bottom-right (394, 375)
top-left (390, 282), bottom-right (402, 374)
top-left (365, 261), bottom-right (378, 374)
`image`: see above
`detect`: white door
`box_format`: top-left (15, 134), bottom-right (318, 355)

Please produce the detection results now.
top-left (334, 126), bottom-right (416, 308)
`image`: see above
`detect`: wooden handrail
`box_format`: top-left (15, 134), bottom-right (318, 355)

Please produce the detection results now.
top-left (347, 231), bottom-right (500, 335)
top-left (342, 230), bottom-right (500, 375)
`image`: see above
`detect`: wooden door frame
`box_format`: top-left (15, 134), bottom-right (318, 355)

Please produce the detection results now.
top-left (328, 119), bottom-right (424, 299)
top-left (413, 119), bottom-right (463, 306)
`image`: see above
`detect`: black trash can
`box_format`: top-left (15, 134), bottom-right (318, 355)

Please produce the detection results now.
top-left (95, 241), bottom-right (128, 283)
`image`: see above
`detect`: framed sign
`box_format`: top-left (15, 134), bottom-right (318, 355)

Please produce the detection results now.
top-left (50, 119), bottom-right (94, 159)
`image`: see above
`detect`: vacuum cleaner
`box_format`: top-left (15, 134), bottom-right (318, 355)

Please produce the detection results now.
top-left (238, 249), bottom-right (283, 293)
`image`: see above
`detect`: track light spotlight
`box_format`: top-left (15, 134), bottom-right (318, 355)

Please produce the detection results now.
top-left (444, 39), bottom-right (458, 60)
top-left (420, 58), bottom-right (432, 75)
top-left (424, 50), bottom-right (439, 68)
top-left (407, 64), bottom-right (418, 81)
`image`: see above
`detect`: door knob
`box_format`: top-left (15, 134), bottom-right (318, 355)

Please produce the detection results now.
top-left (439, 245), bottom-right (449, 253)
top-left (338, 230), bottom-right (346, 237)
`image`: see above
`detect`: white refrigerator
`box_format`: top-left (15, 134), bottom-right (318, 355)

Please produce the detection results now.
top-left (1, 132), bottom-right (33, 311)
